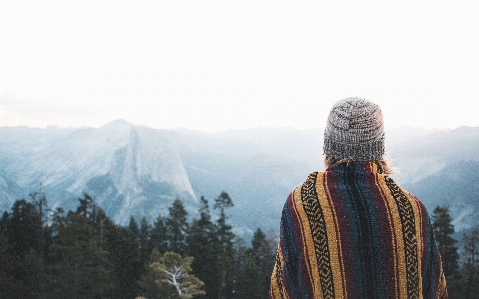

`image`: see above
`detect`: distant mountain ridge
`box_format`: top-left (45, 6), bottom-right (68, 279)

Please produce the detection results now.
top-left (0, 120), bottom-right (196, 224)
top-left (1, 121), bottom-right (478, 235)
top-left (390, 126), bottom-right (479, 231)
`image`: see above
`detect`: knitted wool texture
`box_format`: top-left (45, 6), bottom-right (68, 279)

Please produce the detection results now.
top-left (269, 162), bottom-right (448, 299)
top-left (324, 97), bottom-right (385, 161)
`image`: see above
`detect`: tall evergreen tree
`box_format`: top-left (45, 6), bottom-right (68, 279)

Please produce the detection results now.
top-left (49, 207), bottom-right (66, 239)
top-left (214, 191), bottom-right (235, 299)
top-left (2, 199), bottom-right (44, 298)
top-left (29, 190), bottom-right (48, 262)
top-left (461, 229), bottom-right (479, 299)
top-left (75, 193), bottom-right (97, 220)
top-left (0, 232), bottom-right (19, 298)
top-left (251, 228), bottom-right (276, 298)
top-left (235, 246), bottom-right (262, 299)
top-left (105, 217), bottom-right (144, 299)
top-left (74, 193), bottom-right (114, 248)
top-left (432, 205), bottom-right (460, 278)
top-left (128, 216), bottom-right (144, 296)
top-left (46, 213), bottom-right (111, 299)
top-left (166, 198), bottom-right (189, 255)
top-left (139, 216), bottom-right (153, 266)
top-left (187, 196), bottom-right (219, 299)
top-left (150, 215), bottom-right (168, 254)
top-left (129, 216), bottom-right (140, 240)
top-left (93, 207), bottom-right (113, 242)
top-left (5, 199), bottom-right (42, 255)
top-left (234, 228), bottom-right (276, 299)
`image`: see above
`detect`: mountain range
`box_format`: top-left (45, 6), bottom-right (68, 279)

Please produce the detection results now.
top-left (1, 121), bottom-right (478, 237)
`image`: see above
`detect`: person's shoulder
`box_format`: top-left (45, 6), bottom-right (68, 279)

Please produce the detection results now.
top-left (300, 170), bottom-right (323, 184)
top-left (290, 171), bottom-right (325, 194)
top-left (386, 176), bottom-right (429, 210)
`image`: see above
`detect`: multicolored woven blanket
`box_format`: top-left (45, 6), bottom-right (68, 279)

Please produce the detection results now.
top-left (270, 161), bottom-right (447, 299)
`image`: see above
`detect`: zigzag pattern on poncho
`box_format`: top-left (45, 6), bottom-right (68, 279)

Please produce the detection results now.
top-left (270, 161), bottom-right (447, 299)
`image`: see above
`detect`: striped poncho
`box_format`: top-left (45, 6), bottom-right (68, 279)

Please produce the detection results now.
top-left (270, 161), bottom-right (447, 299)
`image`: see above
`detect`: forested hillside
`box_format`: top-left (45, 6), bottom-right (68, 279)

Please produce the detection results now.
top-left (0, 191), bottom-right (276, 299)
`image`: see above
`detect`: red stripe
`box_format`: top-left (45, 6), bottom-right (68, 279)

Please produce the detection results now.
top-left (368, 173), bottom-right (398, 298)
top-left (322, 173), bottom-right (347, 297)
top-left (325, 168), bottom-right (356, 297)
top-left (285, 191), bottom-right (315, 298)
top-left (414, 196), bottom-right (428, 277)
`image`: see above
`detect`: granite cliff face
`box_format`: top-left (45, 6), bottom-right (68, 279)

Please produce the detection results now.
top-left (0, 120), bottom-right (196, 224)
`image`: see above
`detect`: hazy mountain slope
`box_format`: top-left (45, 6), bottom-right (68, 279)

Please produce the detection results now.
top-left (389, 126), bottom-right (479, 231)
top-left (403, 160), bottom-right (479, 231)
top-left (390, 126), bottom-right (479, 185)
top-left (0, 121), bottom-right (196, 224)
top-left (166, 128), bottom-right (325, 232)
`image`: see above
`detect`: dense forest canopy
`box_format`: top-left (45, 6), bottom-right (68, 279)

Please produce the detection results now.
top-left (0, 192), bottom-right (276, 299)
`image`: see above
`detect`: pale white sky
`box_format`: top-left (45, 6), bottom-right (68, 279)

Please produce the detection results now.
top-left (1, 1), bottom-right (479, 131)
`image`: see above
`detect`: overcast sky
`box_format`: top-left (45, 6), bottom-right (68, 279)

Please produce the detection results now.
top-left (1, 1), bottom-right (479, 131)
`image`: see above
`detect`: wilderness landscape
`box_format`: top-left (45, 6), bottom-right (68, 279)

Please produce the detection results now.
top-left (1, 121), bottom-right (479, 235)
top-left (1, 122), bottom-right (479, 298)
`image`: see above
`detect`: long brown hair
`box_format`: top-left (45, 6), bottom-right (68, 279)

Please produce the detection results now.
top-left (323, 154), bottom-right (397, 175)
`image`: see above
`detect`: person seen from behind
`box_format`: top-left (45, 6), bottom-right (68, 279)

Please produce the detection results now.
top-left (269, 97), bottom-right (447, 299)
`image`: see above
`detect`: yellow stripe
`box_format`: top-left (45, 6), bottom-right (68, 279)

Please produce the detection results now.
top-left (317, 172), bottom-right (346, 298)
top-left (395, 184), bottom-right (423, 298)
top-left (270, 246), bottom-right (288, 299)
top-left (405, 191), bottom-right (423, 297)
top-left (292, 184), bottom-right (324, 298)
top-left (437, 267), bottom-right (447, 298)
top-left (376, 176), bottom-right (407, 299)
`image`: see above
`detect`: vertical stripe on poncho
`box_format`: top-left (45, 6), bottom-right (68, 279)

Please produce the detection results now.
top-left (269, 161), bottom-right (447, 299)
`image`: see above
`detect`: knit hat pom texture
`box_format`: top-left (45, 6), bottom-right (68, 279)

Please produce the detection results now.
top-left (324, 97), bottom-right (385, 161)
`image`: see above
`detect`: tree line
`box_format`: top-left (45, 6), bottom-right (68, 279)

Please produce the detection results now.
top-left (0, 191), bottom-right (276, 299)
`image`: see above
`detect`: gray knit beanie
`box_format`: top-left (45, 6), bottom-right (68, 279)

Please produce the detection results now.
top-left (323, 97), bottom-right (385, 161)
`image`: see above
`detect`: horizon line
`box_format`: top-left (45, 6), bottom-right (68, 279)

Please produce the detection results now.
top-left (0, 119), bottom-right (473, 132)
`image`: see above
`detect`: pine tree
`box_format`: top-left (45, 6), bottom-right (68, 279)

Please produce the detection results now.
top-left (214, 191), bottom-right (235, 299)
top-left (74, 193), bottom-right (113, 248)
top-left (251, 228), bottom-right (276, 298)
top-left (166, 198), bottom-right (189, 255)
top-left (235, 247), bottom-right (262, 299)
top-left (127, 216), bottom-right (144, 297)
top-left (461, 229), bottom-right (479, 298)
top-left (6, 199), bottom-right (42, 256)
top-left (2, 199), bottom-right (44, 298)
top-left (29, 190), bottom-right (48, 263)
top-left (129, 216), bottom-right (140, 239)
top-left (0, 232), bottom-right (21, 298)
top-left (138, 249), bottom-right (177, 299)
top-left (75, 192), bottom-right (97, 220)
top-left (432, 205), bottom-right (460, 278)
top-left (150, 251), bottom-right (205, 299)
top-left (187, 196), bottom-right (219, 299)
top-left (46, 213), bottom-right (112, 299)
top-left (108, 223), bottom-right (143, 299)
top-left (139, 216), bottom-right (153, 266)
top-left (234, 228), bottom-right (276, 299)
top-left (150, 215), bottom-right (168, 254)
